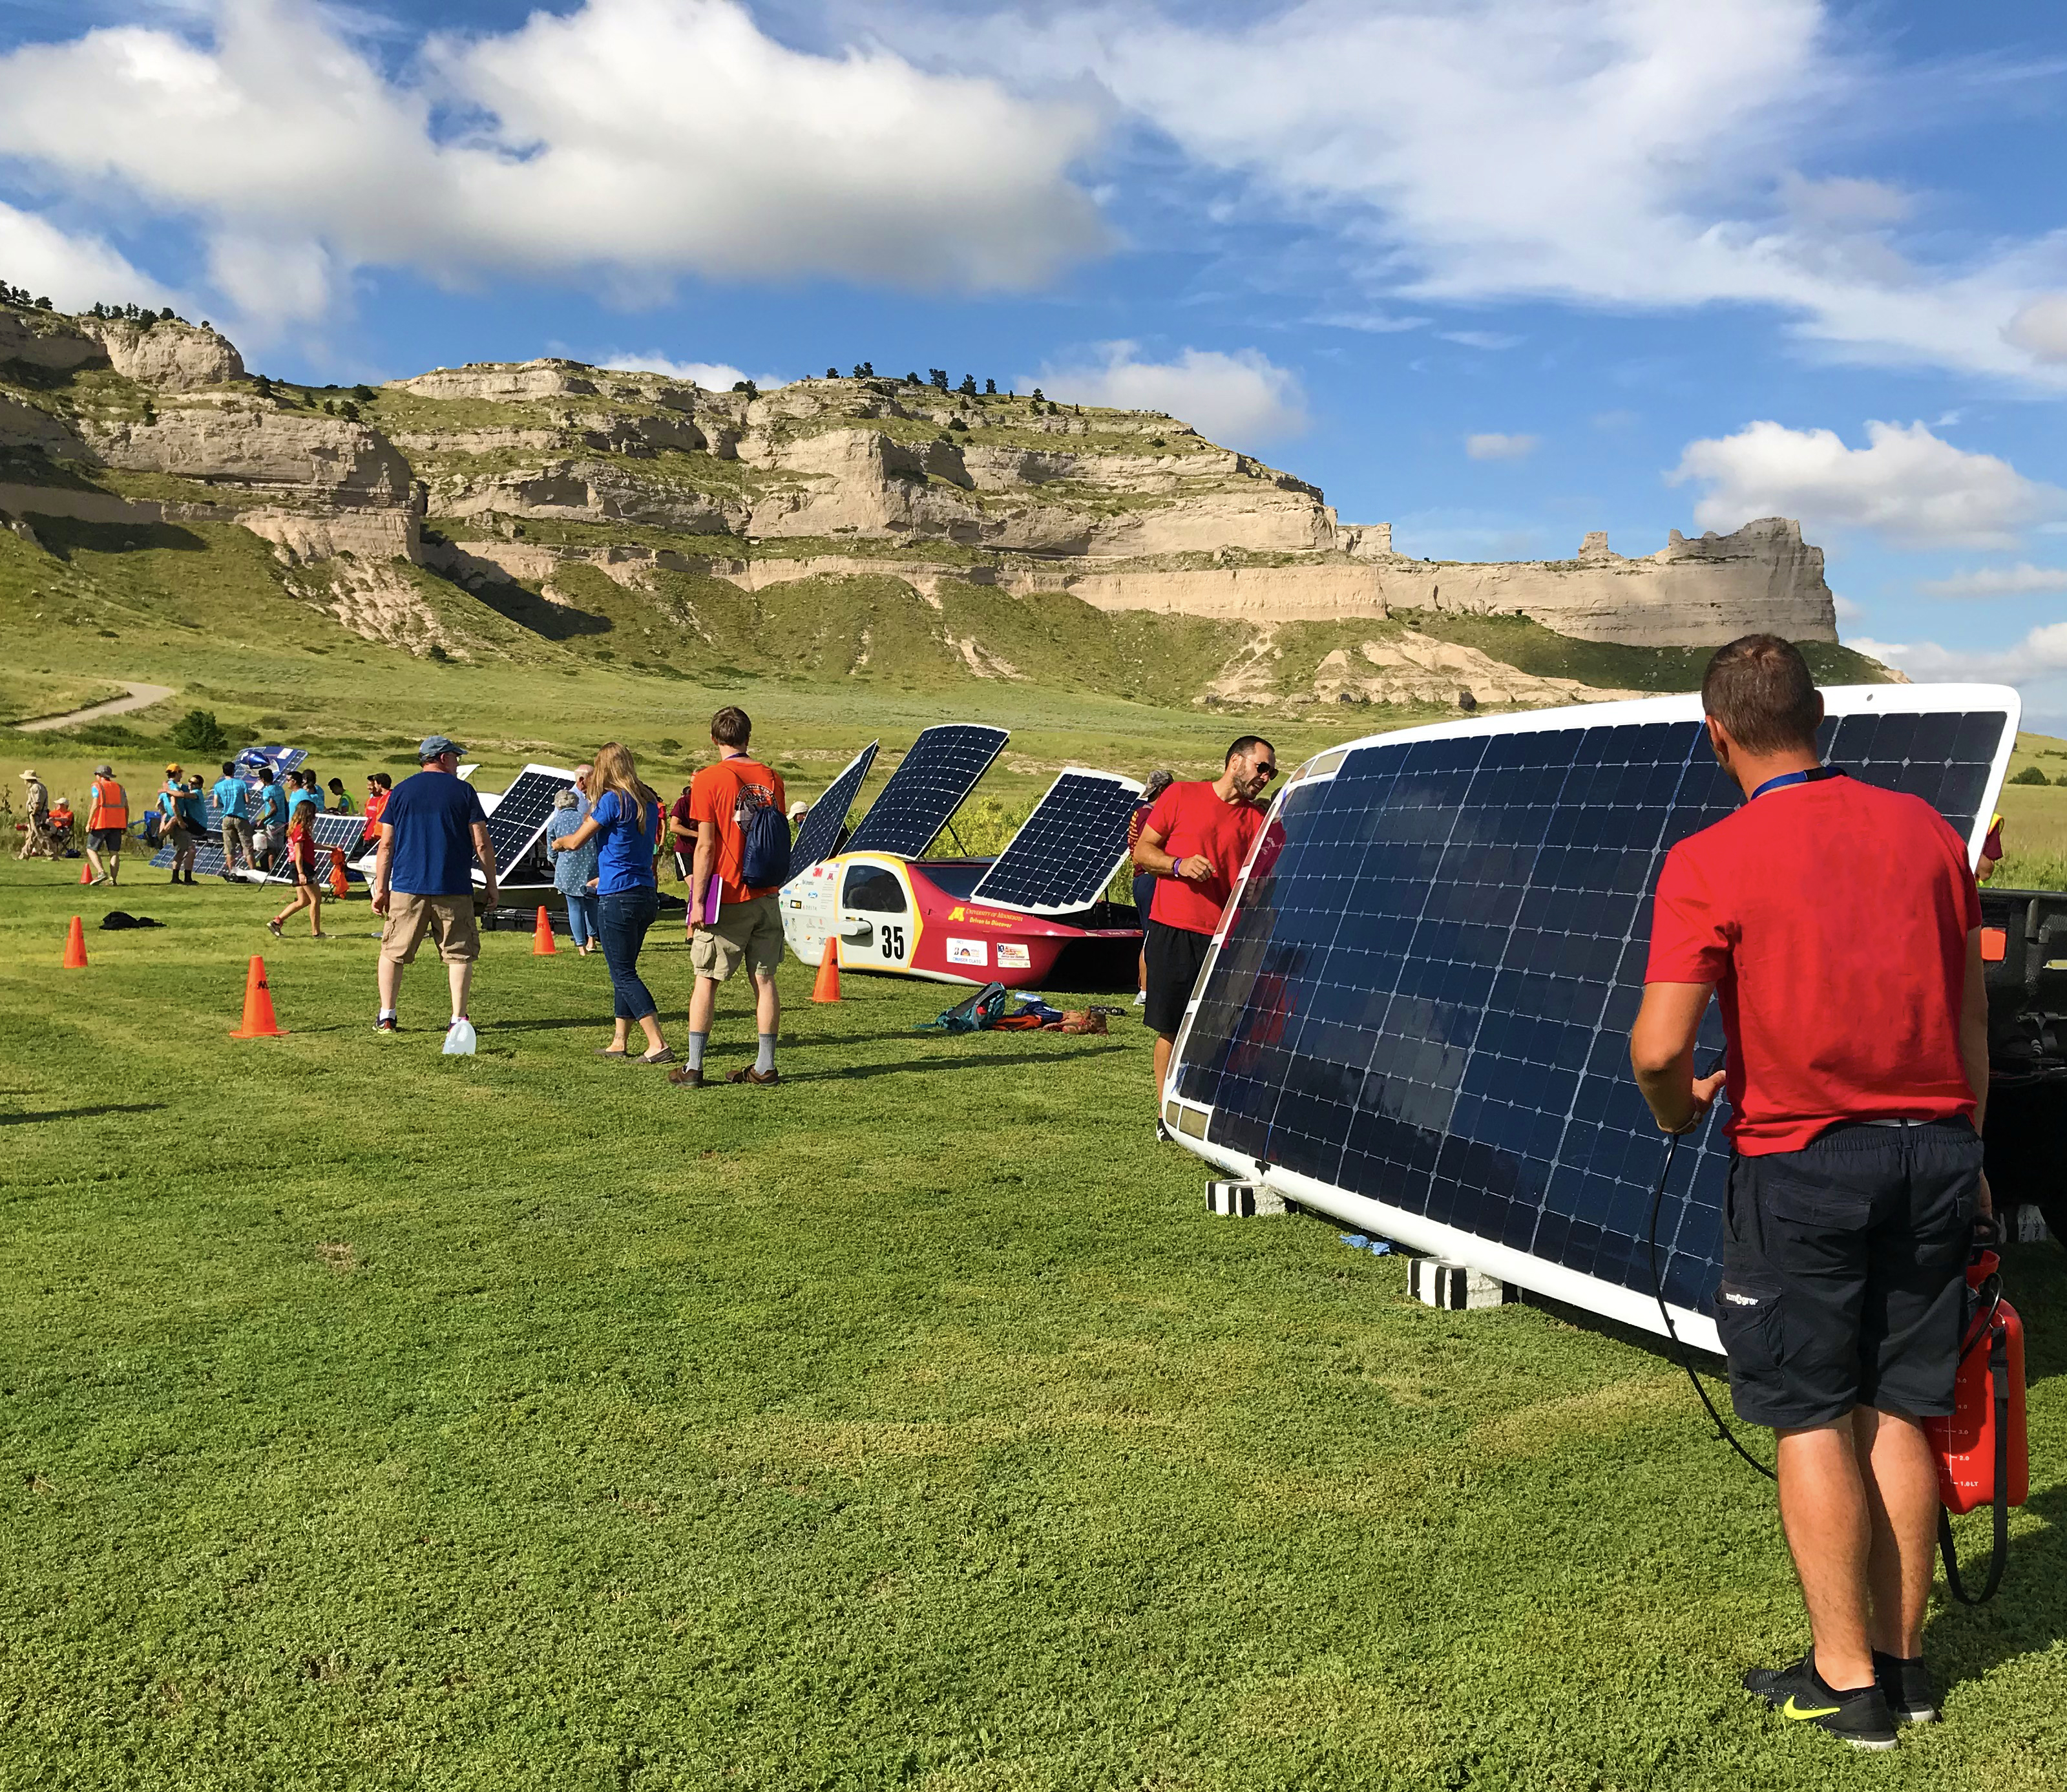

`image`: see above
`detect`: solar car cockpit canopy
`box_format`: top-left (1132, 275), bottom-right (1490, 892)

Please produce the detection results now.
top-left (1162, 686), bottom-right (2019, 1353)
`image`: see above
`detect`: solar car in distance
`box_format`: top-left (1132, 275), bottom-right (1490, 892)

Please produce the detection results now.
top-left (779, 728), bottom-right (1146, 989)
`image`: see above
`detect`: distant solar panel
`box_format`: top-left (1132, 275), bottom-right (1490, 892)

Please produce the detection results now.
top-left (309, 812), bottom-right (366, 852)
top-left (971, 768), bottom-right (1144, 914)
top-left (1163, 686), bottom-right (2017, 1354)
top-left (790, 743), bottom-right (879, 876)
top-left (481, 766), bottom-right (576, 880)
top-left (846, 726), bottom-right (1008, 858)
top-left (151, 841), bottom-right (232, 878)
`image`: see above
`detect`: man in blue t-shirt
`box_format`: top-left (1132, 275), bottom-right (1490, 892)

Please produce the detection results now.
top-left (212, 761), bottom-right (253, 876)
top-left (253, 767), bottom-right (288, 872)
top-left (370, 734), bottom-right (498, 1037)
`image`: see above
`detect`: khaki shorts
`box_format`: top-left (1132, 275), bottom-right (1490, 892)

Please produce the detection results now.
top-left (381, 891), bottom-right (481, 965)
top-left (691, 892), bottom-right (785, 982)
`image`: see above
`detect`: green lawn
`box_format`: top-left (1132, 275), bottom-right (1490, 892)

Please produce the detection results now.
top-left (2, 859), bottom-right (2062, 1790)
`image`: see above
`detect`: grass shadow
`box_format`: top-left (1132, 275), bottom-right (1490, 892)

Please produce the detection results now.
top-left (0, 1101), bottom-right (167, 1126)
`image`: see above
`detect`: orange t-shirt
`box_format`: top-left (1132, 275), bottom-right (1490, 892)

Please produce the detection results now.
top-left (688, 756), bottom-right (788, 904)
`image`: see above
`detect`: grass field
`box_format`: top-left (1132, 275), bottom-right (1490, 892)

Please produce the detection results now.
top-left (3, 856), bottom-right (2063, 1790)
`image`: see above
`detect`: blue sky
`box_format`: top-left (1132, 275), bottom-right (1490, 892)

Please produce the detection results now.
top-left (3, 1), bottom-right (2064, 722)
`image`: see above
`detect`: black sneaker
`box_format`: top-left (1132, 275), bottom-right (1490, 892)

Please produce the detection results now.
top-left (1873, 1651), bottom-right (1937, 1725)
top-left (1744, 1653), bottom-right (1897, 1750)
top-left (374, 1017), bottom-right (400, 1035)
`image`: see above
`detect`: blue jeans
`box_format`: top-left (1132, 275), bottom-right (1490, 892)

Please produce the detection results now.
top-left (596, 885), bottom-right (659, 1022)
top-left (563, 892), bottom-right (598, 950)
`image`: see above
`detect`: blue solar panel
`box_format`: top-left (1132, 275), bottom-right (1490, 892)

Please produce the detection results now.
top-left (846, 725), bottom-right (1007, 858)
top-left (790, 743), bottom-right (878, 876)
top-left (1164, 688), bottom-right (2016, 1350)
top-left (970, 768), bottom-right (1144, 913)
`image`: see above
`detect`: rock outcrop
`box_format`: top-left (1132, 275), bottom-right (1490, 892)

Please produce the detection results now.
top-left (0, 308), bottom-right (1838, 652)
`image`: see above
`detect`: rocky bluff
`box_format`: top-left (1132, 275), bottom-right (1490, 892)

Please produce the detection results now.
top-left (0, 307), bottom-right (1834, 651)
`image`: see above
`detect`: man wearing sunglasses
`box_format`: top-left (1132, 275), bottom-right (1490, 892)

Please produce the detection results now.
top-left (1133, 735), bottom-right (1277, 1120)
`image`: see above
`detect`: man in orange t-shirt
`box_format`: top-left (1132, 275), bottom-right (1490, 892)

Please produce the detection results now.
top-left (670, 705), bottom-right (788, 1090)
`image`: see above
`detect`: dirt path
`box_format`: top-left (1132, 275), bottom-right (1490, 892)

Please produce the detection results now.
top-left (17, 681), bottom-right (176, 733)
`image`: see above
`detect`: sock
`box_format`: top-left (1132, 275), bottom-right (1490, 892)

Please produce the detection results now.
top-left (686, 1031), bottom-right (708, 1071)
top-left (379, 1008), bottom-right (397, 1021)
top-left (756, 1032), bottom-right (776, 1074)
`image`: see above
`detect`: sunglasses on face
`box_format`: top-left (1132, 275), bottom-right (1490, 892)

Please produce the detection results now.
top-left (1251, 761), bottom-right (1278, 780)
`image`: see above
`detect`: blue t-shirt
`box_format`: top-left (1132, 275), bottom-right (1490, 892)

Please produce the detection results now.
top-left (257, 783), bottom-right (287, 829)
top-left (288, 786), bottom-right (320, 816)
top-left (382, 768), bottom-right (488, 896)
top-left (590, 790), bottom-right (658, 896)
top-left (213, 776), bottom-right (250, 820)
top-left (175, 790), bottom-right (207, 828)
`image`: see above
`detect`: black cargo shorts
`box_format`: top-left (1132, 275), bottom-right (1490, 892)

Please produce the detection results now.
top-left (1713, 1118), bottom-right (1981, 1430)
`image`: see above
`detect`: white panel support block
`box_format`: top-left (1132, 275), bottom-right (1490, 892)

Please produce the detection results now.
top-left (1207, 1181), bottom-right (1288, 1218)
top-left (1409, 1258), bottom-right (1514, 1311)
top-left (2015, 1203), bottom-right (2051, 1244)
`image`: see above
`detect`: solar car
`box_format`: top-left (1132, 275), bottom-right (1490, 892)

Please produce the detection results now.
top-left (779, 728), bottom-right (1146, 989)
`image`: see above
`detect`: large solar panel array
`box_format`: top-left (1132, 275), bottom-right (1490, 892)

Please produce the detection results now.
top-left (151, 841), bottom-right (234, 878)
top-left (846, 725), bottom-right (1008, 858)
top-left (1164, 687), bottom-right (2017, 1351)
top-left (309, 812), bottom-right (368, 852)
top-left (971, 768), bottom-right (1144, 914)
top-left (790, 743), bottom-right (879, 876)
top-left (481, 766), bottom-right (576, 881)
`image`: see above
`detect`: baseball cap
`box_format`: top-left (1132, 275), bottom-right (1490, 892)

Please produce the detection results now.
top-left (165, 761), bottom-right (182, 774)
top-left (94, 762), bottom-right (114, 775)
top-left (417, 734), bottom-right (463, 761)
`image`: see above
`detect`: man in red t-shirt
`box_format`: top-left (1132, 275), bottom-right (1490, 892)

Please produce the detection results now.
top-left (669, 785), bottom-right (698, 881)
top-left (669, 706), bottom-right (788, 1090)
top-left (1133, 736), bottom-right (1275, 1112)
top-left (1631, 636), bottom-right (1993, 1750)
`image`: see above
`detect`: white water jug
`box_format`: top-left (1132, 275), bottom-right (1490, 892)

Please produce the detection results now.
top-left (442, 1017), bottom-right (477, 1056)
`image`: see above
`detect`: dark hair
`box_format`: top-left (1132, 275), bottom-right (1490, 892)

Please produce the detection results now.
top-left (1701, 635), bottom-right (1823, 754)
top-left (1225, 735), bottom-right (1275, 764)
top-left (369, 772), bottom-right (392, 792)
top-left (258, 766), bottom-right (274, 783)
top-left (221, 761), bottom-right (236, 775)
top-left (328, 778), bottom-right (344, 792)
top-left (711, 706), bottom-right (752, 748)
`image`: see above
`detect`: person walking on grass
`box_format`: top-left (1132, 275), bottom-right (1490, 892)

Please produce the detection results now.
top-left (369, 735), bottom-right (497, 1038)
top-left (1133, 739), bottom-right (1275, 1123)
top-left (549, 743), bottom-right (671, 1064)
top-left (213, 761), bottom-right (255, 877)
top-left (1630, 635), bottom-right (1992, 1752)
top-left (84, 763), bottom-right (128, 886)
top-left (669, 706), bottom-right (787, 1090)
top-left (267, 799), bottom-right (326, 939)
top-left (16, 768), bottom-right (54, 860)
top-left (545, 785), bottom-right (601, 956)
top-left (253, 766), bottom-right (287, 874)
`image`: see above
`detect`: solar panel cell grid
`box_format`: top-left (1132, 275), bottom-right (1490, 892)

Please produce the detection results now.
top-left (483, 770), bottom-right (576, 870)
top-left (846, 725), bottom-right (1008, 858)
top-left (970, 769), bottom-right (1144, 913)
top-left (790, 743), bottom-right (879, 875)
top-left (310, 812), bottom-right (366, 851)
top-left (1170, 695), bottom-right (2012, 1338)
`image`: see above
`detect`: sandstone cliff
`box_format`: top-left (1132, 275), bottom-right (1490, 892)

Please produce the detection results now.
top-left (0, 305), bottom-right (1839, 675)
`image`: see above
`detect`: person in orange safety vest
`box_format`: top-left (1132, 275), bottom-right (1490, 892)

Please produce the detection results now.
top-left (86, 763), bottom-right (129, 885)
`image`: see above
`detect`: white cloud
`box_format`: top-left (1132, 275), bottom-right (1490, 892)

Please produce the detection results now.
top-left (1316, 309), bottom-right (1431, 333)
top-left (1441, 330), bottom-right (1523, 350)
top-left (933, 0), bottom-right (2067, 385)
top-left (1668, 419), bottom-right (2066, 549)
top-left (0, 0), bottom-right (1108, 332)
top-left (2004, 295), bottom-right (2067, 364)
top-left (0, 200), bottom-right (173, 312)
top-left (1851, 625), bottom-right (2067, 688)
top-left (1465, 432), bottom-right (1538, 461)
top-left (1024, 342), bottom-right (1308, 446)
top-left (1917, 562), bottom-right (2067, 599)
top-left (1832, 593), bottom-right (1864, 620)
top-left (598, 352), bottom-right (788, 391)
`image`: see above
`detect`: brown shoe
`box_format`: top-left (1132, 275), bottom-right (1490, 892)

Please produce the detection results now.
top-left (667, 1065), bottom-right (706, 1089)
top-left (726, 1065), bottom-right (781, 1086)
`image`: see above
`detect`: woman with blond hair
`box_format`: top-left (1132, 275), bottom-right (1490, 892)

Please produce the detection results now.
top-left (549, 741), bottom-right (670, 1064)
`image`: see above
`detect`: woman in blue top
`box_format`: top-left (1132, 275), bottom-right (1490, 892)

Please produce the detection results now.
top-left (549, 741), bottom-right (670, 1064)
top-left (545, 786), bottom-right (601, 955)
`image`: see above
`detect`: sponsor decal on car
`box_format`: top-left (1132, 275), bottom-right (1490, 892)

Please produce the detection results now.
top-left (996, 942), bottom-right (1031, 969)
top-left (943, 904), bottom-right (1019, 929)
top-left (946, 938), bottom-right (988, 966)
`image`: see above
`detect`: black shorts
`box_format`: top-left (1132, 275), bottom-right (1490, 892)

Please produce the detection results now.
top-left (1715, 1119), bottom-right (1980, 1429)
top-left (1142, 918), bottom-right (1213, 1037)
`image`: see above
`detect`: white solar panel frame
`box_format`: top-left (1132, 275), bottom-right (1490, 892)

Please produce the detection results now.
top-left (969, 766), bottom-right (1145, 914)
top-left (846, 725), bottom-right (1009, 858)
top-left (474, 763), bottom-right (576, 887)
top-left (1161, 683), bottom-right (2020, 1354)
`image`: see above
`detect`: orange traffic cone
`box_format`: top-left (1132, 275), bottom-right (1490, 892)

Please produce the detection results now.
top-left (532, 905), bottom-right (557, 956)
top-left (812, 938), bottom-right (841, 1003)
top-left (328, 847), bottom-right (349, 900)
top-left (78, 859), bottom-right (92, 885)
top-left (62, 915), bottom-right (87, 969)
top-left (230, 954), bottom-right (286, 1038)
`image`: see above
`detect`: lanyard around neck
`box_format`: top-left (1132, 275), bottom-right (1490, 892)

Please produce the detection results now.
top-left (1748, 765), bottom-right (1842, 802)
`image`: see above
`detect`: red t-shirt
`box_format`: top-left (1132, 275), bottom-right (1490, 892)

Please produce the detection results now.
top-left (1645, 775), bottom-right (1982, 1155)
top-left (1142, 779), bottom-right (1266, 934)
top-left (688, 756), bottom-right (788, 905)
top-left (670, 794), bottom-right (697, 853)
